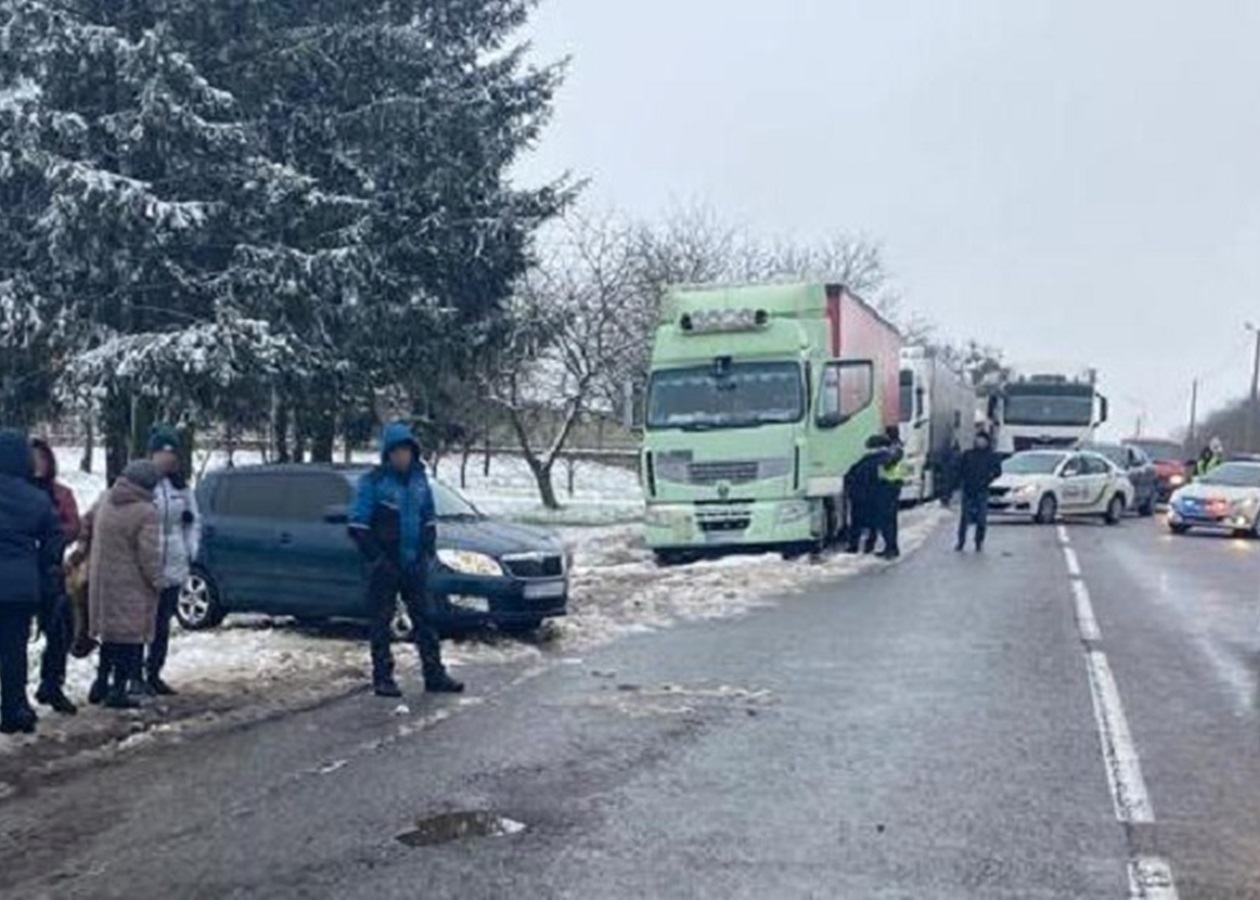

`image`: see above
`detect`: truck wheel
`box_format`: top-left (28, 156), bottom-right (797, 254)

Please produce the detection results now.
top-left (1034, 494), bottom-right (1058, 525)
top-left (1169, 522), bottom-right (1190, 535)
top-left (1104, 495), bottom-right (1124, 526)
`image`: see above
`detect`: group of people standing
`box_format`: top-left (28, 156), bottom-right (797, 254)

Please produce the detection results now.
top-left (0, 425), bottom-right (200, 735)
top-left (843, 427), bottom-right (1004, 558)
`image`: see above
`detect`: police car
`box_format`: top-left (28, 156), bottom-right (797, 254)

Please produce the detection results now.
top-left (988, 450), bottom-right (1132, 525)
top-left (1167, 460), bottom-right (1260, 537)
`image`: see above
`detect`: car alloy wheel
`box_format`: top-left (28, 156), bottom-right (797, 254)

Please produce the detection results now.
top-left (1034, 494), bottom-right (1057, 525)
top-left (1104, 495), bottom-right (1124, 526)
top-left (177, 573), bottom-right (220, 630)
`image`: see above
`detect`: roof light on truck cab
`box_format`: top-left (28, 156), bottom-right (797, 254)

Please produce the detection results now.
top-left (679, 307), bottom-right (769, 335)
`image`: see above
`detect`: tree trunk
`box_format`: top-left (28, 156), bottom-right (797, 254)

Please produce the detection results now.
top-left (128, 394), bottom-right (157, 462)
top-left (528, 456), bottom-right (560, 510)
top-left (309, 409), bottom-right (336, 464)
top-left (460, 442), bottom-right (473, 488)
top-left (103, 391), bottom-right (130, 485)
top-left (274, 398), bottom-right (291, 464)
top-left (80, 414), bottom-right (94, 473)
top-left (482, 428), bottom-right (492, 477)
top-left (566, 456), bottom-right (576, 498)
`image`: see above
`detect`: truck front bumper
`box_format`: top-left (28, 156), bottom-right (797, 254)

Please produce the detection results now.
top-left (643, 499), bottom-right (821, 550)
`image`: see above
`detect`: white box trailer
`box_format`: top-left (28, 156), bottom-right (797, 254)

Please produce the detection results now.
top-left (898, 347), bottom-right (976, 504)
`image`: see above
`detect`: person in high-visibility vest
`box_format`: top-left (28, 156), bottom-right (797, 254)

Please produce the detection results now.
top-left (1195, 437), bottom-right (1225, 478)
top-left (876, 444), bottom-right (908, 559)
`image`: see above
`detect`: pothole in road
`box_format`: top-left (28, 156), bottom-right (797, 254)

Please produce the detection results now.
top-left (396, 811), bottom-right (526, 847)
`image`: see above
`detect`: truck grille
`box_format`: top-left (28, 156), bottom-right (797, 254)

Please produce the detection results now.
top-left (695, 503), bottom-right (753, 533)
top-left (689, 461), bottom-right (759, 485)
top-left (501, 554), bottom-right (565, 579)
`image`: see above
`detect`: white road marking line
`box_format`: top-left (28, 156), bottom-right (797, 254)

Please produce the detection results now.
top-left (1071, 579), bottom-right (1101, 641)
top-left (1128, 855), bottom-right (1179, 899)
top-left (1063, 546), bottom-right (1082, 577)
top-left (1085, 650), bottom-right (1155, 824)
top-left (1057, 524), bottom-right (1070, 545)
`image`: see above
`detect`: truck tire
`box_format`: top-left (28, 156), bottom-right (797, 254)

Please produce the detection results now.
top-left (1034, 494), bottom-right (1057, 525)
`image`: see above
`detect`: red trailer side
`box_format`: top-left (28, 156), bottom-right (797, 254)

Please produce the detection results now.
top-left (825, 285), bottom-right (902, 431)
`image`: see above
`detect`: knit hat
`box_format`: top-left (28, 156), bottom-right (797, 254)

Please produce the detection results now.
top-left (121, 460), bottom-right (161, 492)
top-left (148, 424), bottom-right (181, 455)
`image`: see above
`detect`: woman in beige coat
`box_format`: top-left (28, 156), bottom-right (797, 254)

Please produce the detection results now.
top-left (88, 461), bottom-right (163, 710)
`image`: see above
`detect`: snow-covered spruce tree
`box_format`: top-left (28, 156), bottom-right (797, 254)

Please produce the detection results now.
top-left (0, 1), bottom-right (350, 474)
top-left (164, 1), bottom-right (574, 459)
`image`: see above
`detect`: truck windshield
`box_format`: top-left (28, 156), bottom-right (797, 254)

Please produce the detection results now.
top-left (1004, 388), bottom-right (1094, 426)
top-left (647, 361), bottom-right (805, 430)
top-left (898, 369), bottom-right (914, 422)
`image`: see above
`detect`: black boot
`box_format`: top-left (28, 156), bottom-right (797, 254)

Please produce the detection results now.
top-left (104, 684), bottom-right (140, 710)
top-left (373, 679), bottom-right (403, 699)
top-left (35, 685), bottom-right (78, 716)
top-left (147, 676), bottom-right (177, 697)
top-left (87, 676), bottom-right (108, 706)
top-left (424, 671), bottom-right (464, 694)
top-left (0, 708), bottom-right (37, 735)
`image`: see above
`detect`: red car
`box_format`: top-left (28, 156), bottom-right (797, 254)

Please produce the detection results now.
top-left (1126, 438), bottom-right (1190, 503)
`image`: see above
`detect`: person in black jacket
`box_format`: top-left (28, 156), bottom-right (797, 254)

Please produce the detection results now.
top-left (845, 435), bottom-right (890, 554)
top-left (954, 430), bottom-right (1003, 552)
top-left (0, 428), bottom-right (63, 735)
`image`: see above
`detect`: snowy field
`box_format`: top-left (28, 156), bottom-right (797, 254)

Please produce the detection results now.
top-left (2, 446), bottom-right (944, 774)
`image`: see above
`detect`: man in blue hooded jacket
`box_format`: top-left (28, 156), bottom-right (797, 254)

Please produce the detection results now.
top-left (349, 422), bottom-right (462, 698)
top-left (0, 428), bottom-right (64, 734)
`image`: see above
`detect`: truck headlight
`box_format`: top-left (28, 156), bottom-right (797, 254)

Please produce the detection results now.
top-left (777, 500), bottom-right (813, 525)
top-left (645, 506), bottom-right (684, 528)
top-left (436, 549), bottom-right (504, 577)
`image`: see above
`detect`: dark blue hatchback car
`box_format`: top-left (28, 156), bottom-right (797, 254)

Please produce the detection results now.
top-left (176, 465), bottom-right (569, 636)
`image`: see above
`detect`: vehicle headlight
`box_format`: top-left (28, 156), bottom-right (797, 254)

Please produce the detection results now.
top-left (1169, 474), bottom-right (1186, 487)
top-left (1011, 484), bottom-right (1038, 497)
top-left (1232, 497), bottom-right (1260, 512)
top-left (645, 505), bottom-right (685, 528)
top-left (777, 500), bottom-right (813, 525)
top-left (436, 549), bottom-right (504, 577)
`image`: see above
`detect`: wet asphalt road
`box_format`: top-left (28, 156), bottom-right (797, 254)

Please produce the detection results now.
top-left (3, 513), bottom-right (1260, 898)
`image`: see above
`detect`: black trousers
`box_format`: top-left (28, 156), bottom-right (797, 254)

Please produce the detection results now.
top-left (0, 605), bottom-right (35, 722)
top-left (367, 561), bottom-right (446, 685)
top-left (846, 496), bottom-right (879, 553)
top-left (38, 593), bottom-right (71, 692)
top-left (877, 489), bottom-right (901, 555)
top-left (143, 586), bottom-right (180, 682)
top-left (100, 643), bottom-right (142, 689)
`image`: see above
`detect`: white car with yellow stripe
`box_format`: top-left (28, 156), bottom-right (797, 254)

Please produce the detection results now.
top-left (988, 450), bottom-right (1132, 525)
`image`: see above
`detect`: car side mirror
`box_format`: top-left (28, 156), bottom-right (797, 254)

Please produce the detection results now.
top-left (324, 505), bottom-right (349, 525)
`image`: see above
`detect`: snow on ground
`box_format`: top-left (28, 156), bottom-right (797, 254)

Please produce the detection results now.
top-left (3, 444), bottom-right (941, 773)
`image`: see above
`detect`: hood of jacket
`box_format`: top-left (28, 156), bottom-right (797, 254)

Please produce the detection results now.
top-left (110, 477), bottom-right (154, 507)
top-left (379, 421), bottom-right (423, 468)
top-left (0, 428), bottom-right (32, 479)
top-left (30, 436), bottom-right (57, 483)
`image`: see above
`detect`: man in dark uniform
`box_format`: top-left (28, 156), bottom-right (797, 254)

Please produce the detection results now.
top-left (954, 430), bottom-right (1002, 552)
top-left (349, 422), bottom-right (463, 698)
top-left (845, 435), bottom-right (890, 554)
top-left (875, 441), bottom-right (907, 559)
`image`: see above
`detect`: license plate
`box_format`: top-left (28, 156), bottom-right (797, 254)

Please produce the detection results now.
top-left (523, 581), bottom-right (567, 601)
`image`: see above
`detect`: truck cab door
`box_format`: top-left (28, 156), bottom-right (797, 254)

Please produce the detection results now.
top-left (812, 360), bottom-right (876, 495)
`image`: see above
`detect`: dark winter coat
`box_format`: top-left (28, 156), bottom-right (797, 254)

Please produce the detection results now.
top-left (350, 422), bottom-right (437, 568)
top-left (0, 429), bottom-right (63, 610)
top-left (956, 446), bottom-right (1003, 499)
top-left (845, 449), bottom-right (888, 506)
top-left (31, 438), bottom-right (81, 544)
top-left (87, 477), bottom-right (163, 644)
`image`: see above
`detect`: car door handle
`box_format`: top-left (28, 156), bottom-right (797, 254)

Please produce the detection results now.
top-left (278, 532), bottom-right (294, 545)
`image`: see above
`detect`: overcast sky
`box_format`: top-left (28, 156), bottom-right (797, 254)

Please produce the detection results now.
top-left (516, 0), bottom-right (1260, 438)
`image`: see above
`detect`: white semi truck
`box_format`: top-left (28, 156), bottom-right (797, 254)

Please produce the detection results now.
top-left (897, 347), bottom-right (976, 504)
top-left (985, 366), bottom-right (1108, 455)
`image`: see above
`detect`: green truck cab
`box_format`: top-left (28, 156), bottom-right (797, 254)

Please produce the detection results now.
top-left (642, 282), bottom-right (902, 562)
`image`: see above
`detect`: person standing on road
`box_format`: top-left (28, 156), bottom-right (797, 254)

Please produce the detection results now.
top-left (141, 425), bottom-right (200, 697)
top-left (1195, 437), bottom-right (1225, 478)
top-left (845, 435), bottom-right (890, 554)
top-left (88, 461), bottom-right (164, 710)
top-left (954, 430), bottom-right (1002, 552)
top-left (349, 422), bottom-right (463, 699)
top-left (30, 438), bottom-right (80, 715)
top-left (0, 429), bottom-right (63, 735)
top-left (876, 442), bottom-right (907, 559)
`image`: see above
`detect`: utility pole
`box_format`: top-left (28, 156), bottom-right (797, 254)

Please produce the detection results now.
top-left (1249, 323), bottom-right (1260, 452)
top-left (1188, 378), bottom-right (1199, 448)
